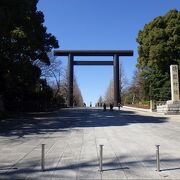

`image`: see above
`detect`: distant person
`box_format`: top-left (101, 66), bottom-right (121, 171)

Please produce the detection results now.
top-left (90, 102), bottom-right (92, 107)
top-left (83, 103), bottom-right (86, 107)
top-left (103, 103), bottom-right (106, 111)
top-left (110, 103), bottom-right (113, 111)
top-left (118, 103), bottom-right (121, 110)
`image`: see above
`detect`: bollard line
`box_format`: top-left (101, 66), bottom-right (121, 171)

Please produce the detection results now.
top-left (41, 144), bottom-right (45, 171)
top-left (156, 145), bottom-right (160, 172)
top-left (99, 145), bottom-right (103, 172)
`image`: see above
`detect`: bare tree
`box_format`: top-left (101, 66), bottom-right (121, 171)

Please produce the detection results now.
top-left (96, 96), bottom-right (104, 107)
top-left (104, 62), bottom-right (127, 104)
top-left (34, 52), bottom-right (64, 99)
top-left (122, 69), bottom-right (143, 104)
top-left (130, 69), bottom-right (143, 103)
top-left (119, 61), bottom-right (129, 91)
top-left (60, 69), bottom-right (83, 107)
top-left (73, 77), bottom-right (83, 107)
top-left (104, 80), bottom-right (114, 104)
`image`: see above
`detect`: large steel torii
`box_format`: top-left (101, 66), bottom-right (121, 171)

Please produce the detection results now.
top-left (54, 50), bottom-right (133, 107)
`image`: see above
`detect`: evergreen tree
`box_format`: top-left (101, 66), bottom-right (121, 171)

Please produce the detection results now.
top-left (137, 9), bottom-right (180, 100)
top-left (0, 0), bottom-right (59, 111)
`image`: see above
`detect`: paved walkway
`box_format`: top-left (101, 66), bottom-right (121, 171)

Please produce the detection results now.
top-left (0, 107), bottom-right (180, 179)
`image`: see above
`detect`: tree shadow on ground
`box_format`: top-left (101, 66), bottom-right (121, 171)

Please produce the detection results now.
top-left (0, 108), bottom-right (167, 138)
top-left (0, 154), bottom-right (180, 179)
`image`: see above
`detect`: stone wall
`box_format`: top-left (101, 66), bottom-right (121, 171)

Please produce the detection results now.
top-left (157, 101), bottom-right (180, 114)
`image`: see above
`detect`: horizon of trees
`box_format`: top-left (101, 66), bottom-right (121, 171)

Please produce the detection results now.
top-left (1, 2), bottom-right (179, 114)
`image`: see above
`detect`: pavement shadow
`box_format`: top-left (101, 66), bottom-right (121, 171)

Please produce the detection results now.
top-left (0, 108), bottom-right (167, 137)
top-left (1, 154), bottom-right (180, 179)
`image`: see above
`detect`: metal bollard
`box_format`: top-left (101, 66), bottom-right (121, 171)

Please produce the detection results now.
top-left (156, 145), bottom-right (160, 172)
top-left (41, 144), bottom-right (45, 171)
top-left (99, 145), bottom-right (103, 172)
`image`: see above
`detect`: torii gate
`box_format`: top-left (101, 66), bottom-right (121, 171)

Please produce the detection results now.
top-left (54, 50), bottom-right (133, 107)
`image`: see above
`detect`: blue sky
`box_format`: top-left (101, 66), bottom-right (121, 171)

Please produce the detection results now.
top-left (37, 0), bottom-right (180, 106)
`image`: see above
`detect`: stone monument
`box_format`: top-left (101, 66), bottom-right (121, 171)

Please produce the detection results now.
top-left (157, 65), bottom-right (180, 114)
top-left (170, 65), bottom-right (179, 101)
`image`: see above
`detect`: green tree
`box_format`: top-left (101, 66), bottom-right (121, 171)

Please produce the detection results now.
top-left (0, 0), bottom-right (59, 111)
top-left (137, 9), bottom-right (180, 100)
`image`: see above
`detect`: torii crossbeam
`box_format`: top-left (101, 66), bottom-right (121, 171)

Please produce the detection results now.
top-left (54, 50), bottom-right (133, 107)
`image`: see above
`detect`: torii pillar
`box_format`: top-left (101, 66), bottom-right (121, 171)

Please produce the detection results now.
top-left (113, 54), bottom-right (120, 106)
top-left (68, 53), bottom-right (74, 107)
top-left (54, 50), bottom-right (133, 107)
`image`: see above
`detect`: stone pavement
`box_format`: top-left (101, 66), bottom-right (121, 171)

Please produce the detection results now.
top-left (0, 107), bottom-right (180, 179)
